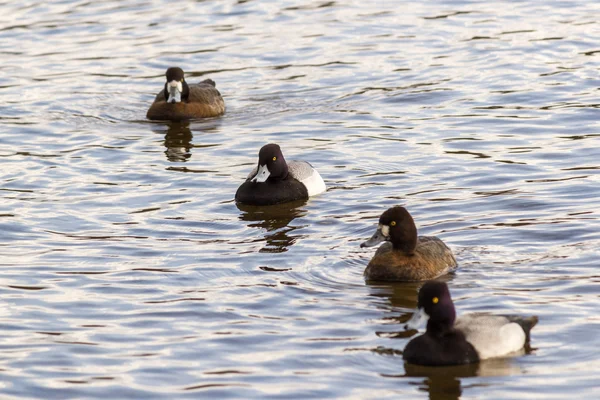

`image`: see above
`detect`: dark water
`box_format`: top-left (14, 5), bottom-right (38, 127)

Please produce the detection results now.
top-left (0, 0), bottom-right (599, 398)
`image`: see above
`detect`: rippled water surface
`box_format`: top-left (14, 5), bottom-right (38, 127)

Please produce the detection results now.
top-left (1, 0), bottom-right (599, 398)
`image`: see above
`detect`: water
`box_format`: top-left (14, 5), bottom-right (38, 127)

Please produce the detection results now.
top-left (0, 0), bottom-right (599, 398)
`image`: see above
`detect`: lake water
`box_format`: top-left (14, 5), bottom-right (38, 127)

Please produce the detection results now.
top-left (0, 0), bottom-right (599, 398)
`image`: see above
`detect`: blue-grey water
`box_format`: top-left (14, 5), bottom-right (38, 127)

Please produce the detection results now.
top-left (0, 0), bottom-right (599, 398)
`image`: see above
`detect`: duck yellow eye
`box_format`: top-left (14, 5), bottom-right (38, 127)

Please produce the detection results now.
top-left (432, 297), bottom-right (439, 304)
top-left (272, 156), bottom-right (277, 161)
top-left (390, 221), bottom-right (396, 226)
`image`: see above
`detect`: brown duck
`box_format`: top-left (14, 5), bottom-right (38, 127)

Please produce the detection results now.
top-left (146, 67), bottom-right (225, 121)
top-left (361, 206), bottom-right (457, 281)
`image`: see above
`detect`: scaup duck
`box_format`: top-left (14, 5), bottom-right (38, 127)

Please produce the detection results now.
top-left (146, 67), bottom-right (225, 121)
top-left (403, 281), bottom-right (538, 366)
top-left (360, 206), bottom-right (457, 281)
top-left (235, 143), bottom-right (326, 206)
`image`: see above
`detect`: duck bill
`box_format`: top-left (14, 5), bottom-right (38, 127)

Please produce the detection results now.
top-left (360, 225), bottom-right (388, 248)
top-left (167, 80), bottom-right (183, 103)
top-left (404, 307), bottom-right (429, 330)
top-left (251, 164), bottom-right (270, 183)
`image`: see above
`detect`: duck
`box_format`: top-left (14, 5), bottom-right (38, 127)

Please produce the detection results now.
top-left (146, 67), bottom-right (225, 121)
top-left (360, 206), bottom-right (457, 281)
top-left (403, 281), bottom-right (538, 366)
top-left (235, 143), bottom-right (326, 206)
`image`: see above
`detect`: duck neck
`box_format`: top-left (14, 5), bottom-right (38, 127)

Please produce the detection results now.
top-left (270, 161), bottom-right (289, 181)
top-left (391, 233), bottom-right (417, 254)
top-left (426, 304), bottom-right (456, 336)
top-left (427, 319), bottom-right (454, 336)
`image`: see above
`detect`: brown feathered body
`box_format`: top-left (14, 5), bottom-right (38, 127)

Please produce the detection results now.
top-left (364, 236), bottom-right (457, 281)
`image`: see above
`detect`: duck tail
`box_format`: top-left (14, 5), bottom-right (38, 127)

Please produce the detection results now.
top-left (505, 315), bottom-right (539, 342)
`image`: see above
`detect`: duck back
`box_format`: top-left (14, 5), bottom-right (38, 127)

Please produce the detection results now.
top-left (454, 314), bottom-right (538, 359)
top-left (288, 160), bottom-right (326, 197)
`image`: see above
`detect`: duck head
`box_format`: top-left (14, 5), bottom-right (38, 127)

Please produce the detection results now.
top-left (251, 144), bottom-right (289, 183)
top-left (360, 206), bottom-right (418, 254)
top-left (164, 67), bottom-right (190, 103)
top-left (405, 281), bottom-right (456, 333)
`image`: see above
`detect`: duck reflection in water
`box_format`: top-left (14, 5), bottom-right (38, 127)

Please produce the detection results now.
top-left (149, 120), bottom-right (223, 162)
top-left (366, 276), bottom-right (454, 317)
top-left (401, 358), bottom-right (524, 400)
top-left (236, 199), bottom-right (307, 253)
top-left (161, 122), bottom-right (193, 162)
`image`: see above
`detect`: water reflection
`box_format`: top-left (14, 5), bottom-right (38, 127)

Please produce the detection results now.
top-left (402, 358), bottom-right (523, 400)
top-left (236, 200), bottom-right (307, 253)
top-left (163, 122), bottom-right (193, 162)
top-left (367, 274), bottom-right (456, 312)
top-left (403, 363), bottom-right (478, 400)
top-left (149, 119), bottom-right (223, 162)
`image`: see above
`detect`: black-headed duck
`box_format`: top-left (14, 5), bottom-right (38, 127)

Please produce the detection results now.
top-left (235, 143), bottom-right (326, 206)
top-left (146, 67), bottom-right (225, 121)
top-left (360, 206), bottom-right (457, 281)
top-left (403, 281), bottom-right (538, 366)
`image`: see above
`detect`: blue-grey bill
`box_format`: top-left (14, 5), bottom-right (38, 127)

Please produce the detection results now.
top-left (360, 227), bottom-right (386, 248)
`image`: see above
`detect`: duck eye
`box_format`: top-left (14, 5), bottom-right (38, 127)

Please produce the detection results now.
top-left (390, 221), bottom-right (396, 226)
top-left (432, 297), bottom-right (439, 304)
top-left (272, 156), bottom-right (277, 161)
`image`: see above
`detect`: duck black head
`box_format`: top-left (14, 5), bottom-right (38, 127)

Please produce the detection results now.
top-left (164, 67), bottom-right (190, 103)
top-left (405, 281), bottom-right (456, 334)
top-left (360, 206), bottom-right (418, 254)
top-left (250, 143), bottom-right (289, 183)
